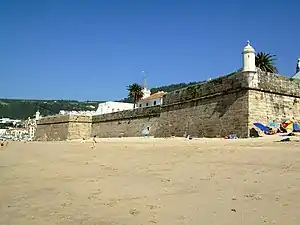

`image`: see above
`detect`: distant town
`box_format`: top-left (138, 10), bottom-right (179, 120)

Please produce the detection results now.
top-left (0, 112), bottom-right (38, 142)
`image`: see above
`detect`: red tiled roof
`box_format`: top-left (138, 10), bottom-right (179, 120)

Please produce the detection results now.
top-left (139, 91), bottom-right (166, 102)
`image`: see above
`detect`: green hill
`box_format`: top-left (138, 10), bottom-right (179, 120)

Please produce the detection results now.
top-left (0, 99), bottom-right (103, 119)
top-left (0, 81), bottom-right (204, 119)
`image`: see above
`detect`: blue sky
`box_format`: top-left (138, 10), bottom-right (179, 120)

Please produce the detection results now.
top-left (0, 0), bottom-right (299, 101)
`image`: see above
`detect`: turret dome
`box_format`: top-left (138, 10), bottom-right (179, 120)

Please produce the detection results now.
top-left (243, 40), bottom-right (255, 53)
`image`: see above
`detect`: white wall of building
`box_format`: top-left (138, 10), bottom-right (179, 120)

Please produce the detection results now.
top-left (136, 91), bottom-right (165, 108)
top-left (137, 97), bottom-right (163, 108)
top-left (95, 101), bottom-right (134, 115)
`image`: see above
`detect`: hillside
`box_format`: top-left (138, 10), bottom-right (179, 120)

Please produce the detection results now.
top-left (0, 81), bottom-right (204, 119)
top-left (0, 99), bottom-right (103, 119)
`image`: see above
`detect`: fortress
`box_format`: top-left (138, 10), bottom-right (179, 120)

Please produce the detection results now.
top-left (35, 42), bottom-right (300, 140)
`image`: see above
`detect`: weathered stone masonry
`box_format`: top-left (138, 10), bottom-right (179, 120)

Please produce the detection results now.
top-left (35, 115), bottom-right (92, 141)
top-left (156, 71), bottom-right (250, 138)
top-left (35, 71), bottom-right (300, 141)
top-left (91, 106), bottom-right (161, 138)
top-left (248, 71), bottom-right (300, 126)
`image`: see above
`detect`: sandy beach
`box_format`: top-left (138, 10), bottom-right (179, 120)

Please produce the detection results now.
top-left (1, 136), bottom-right (300, 225)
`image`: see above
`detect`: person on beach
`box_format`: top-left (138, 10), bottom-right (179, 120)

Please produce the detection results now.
top-left (92, 135), bottom-right (97, 148)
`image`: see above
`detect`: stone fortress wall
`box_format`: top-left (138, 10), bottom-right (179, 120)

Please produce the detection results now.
top-left (35, 115), bottom-right (92, 141)
top-left (35, 70), bottom-right (300, 141)
top-left (91, 106), bottom-right (161, 138)
top-left (248, 71), bottom-right (300, 126)
top-left (155, 71), bottom-right (250, 138)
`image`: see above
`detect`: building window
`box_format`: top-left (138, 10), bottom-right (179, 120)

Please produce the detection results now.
top-left (153, 101), bottom-right (156, 105)
top-left (139, 104), bottom-right (142, 107)
top-left (146, 103), bottom-right (149, 106)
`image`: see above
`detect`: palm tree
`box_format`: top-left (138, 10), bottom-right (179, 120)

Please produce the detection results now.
top-left (127, 83), bottom-right (144, 108)
top-left (255, 52), bottom-right (278, 73)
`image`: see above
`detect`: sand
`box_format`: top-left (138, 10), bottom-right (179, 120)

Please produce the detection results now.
top-left (0, 136), bottom-right (300, 225)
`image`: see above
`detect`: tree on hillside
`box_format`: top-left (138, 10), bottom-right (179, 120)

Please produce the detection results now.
top-left (255, 52), bottom-right (278, 73)
top-left (127, 83), bottom-right (144, 108)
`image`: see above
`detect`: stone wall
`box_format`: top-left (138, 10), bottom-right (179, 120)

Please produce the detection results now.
top-left (35, 107), bottom-right (161, 140)
top-left (35, 71), bottom-right (300, 141)
top-left (156, 72), bottom-right (250, 138)
top-left (35, 115), bottom-right (92, 141)
top-left (35, 115), bottom-right (70, 141)
top-left (92, 106), bottom-right (161, 137)
top-left (67, 115), bottom-right (92, 140)
top-left (157, 91), bottom-right (249, 138)
top-left (162, 72), bottom-right (248, 105)
top-left (250, 71), bottom-right (300, 96)
top-left (248, 90), bottom-right (300, 124)
top-left (247, 71), bottom-right (300, 127)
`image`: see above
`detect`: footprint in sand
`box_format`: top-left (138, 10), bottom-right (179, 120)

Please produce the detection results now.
top-left (129, 208), bottom-right (140, 216)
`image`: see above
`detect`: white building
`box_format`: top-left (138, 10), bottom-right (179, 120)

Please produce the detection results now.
top-left (7, 128), bottom-right (28, 139)
top-left (0, 118), bottom-right (21, 125)
top-left (136, 91), bottom-right (166, 108)
top-left (95, 101), bottom-right (134, 115)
